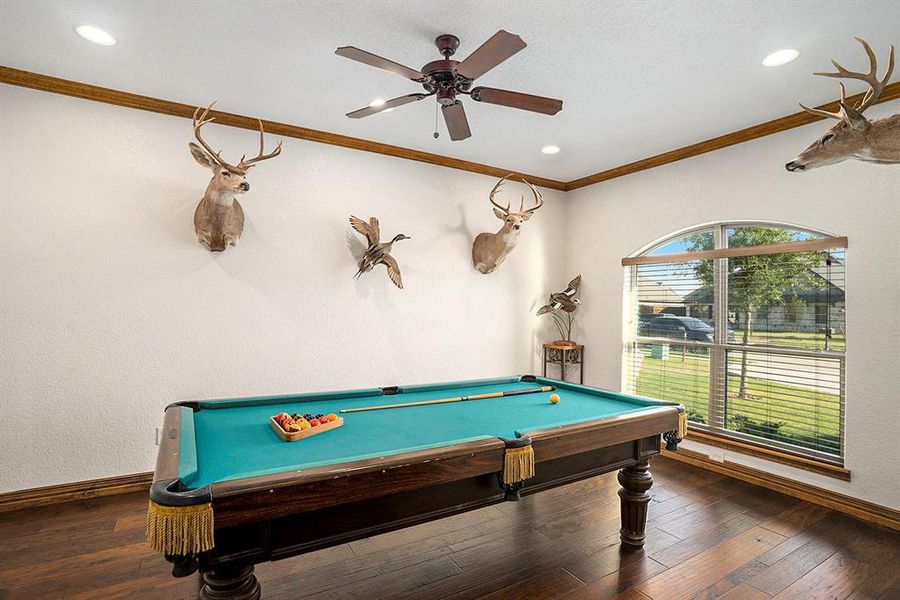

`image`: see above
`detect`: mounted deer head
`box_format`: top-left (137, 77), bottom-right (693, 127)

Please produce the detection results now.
top-left (189, 102), bottom-right (282, 251)
top-left (786, 38), bottom-right (899, 172)
top-left (472, 175), bottom-right (544, 274)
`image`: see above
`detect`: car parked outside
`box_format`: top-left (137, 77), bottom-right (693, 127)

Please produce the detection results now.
top-left (640, 314), bottom-right (735, 343)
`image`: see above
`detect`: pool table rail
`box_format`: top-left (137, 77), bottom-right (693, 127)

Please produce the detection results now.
top-left (151, 405), bottom-right (212, 507)
top-left (211, 438), bottom-right (508, 528)
top-left (527, 405), bottom-right (681, 462)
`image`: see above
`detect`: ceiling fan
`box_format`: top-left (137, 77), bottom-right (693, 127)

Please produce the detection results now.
top-left (335, 30), bottom-right (563, 141)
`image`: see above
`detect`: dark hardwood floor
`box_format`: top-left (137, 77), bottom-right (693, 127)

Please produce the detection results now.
top-left (1, 457), bottom-right (897, 599)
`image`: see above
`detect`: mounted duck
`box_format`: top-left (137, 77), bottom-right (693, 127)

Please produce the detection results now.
top-left (350, 215), bottom-right (411, 289)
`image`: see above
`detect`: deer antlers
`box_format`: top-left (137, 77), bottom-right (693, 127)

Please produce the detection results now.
top-left (238, 119), bottom-right (283, 170)
top-left (800, 38), bottom-right (895, 120)
top-left (488, 174), bottom-right (544, 216)
top-left (192, 101), bottom-right (283, 174)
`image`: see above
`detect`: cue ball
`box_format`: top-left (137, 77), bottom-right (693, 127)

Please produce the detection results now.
top-left (549, 393), bottom-right (560, 404)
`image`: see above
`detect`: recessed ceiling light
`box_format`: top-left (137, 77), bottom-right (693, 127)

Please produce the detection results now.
top-left (382, 108), bottom-right (394, 113)
top-left (762, 48), bottom-right (800, 67)
top-left (368, 98), bottom-right (386, 107)
top-left (541, 145), bottom-right (561, 155)
top-left (74, 24), bottom-right (117, 46)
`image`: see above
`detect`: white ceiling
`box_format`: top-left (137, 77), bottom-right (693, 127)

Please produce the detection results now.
top-left (1, 1), bottom-right (898, 182)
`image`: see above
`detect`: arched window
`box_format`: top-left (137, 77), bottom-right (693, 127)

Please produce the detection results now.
top-left (622, 222), bottom-right (847, 464)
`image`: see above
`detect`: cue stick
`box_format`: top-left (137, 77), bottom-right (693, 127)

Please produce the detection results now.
top-left (340, 385), bottom-right (556, 414)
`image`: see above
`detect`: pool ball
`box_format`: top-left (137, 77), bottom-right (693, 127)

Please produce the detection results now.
top-left (549, 393), bottom-right (560, 404)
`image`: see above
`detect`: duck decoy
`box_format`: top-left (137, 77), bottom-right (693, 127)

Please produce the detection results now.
top-left (350, 215), bottom-right (411, 289)
top-left (536, 275), bottom-right (582, 315)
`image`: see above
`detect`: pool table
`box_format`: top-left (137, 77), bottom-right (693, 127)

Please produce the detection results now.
top-left (149, 376), bottom-right (685, 599)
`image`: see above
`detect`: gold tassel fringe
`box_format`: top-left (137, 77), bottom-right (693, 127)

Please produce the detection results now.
top-left (678, 412), bottom-right (688, 439)
top-left (147, 500), bottom-right (214, 555)
top-left (503, 445), bottom-right (535, 484)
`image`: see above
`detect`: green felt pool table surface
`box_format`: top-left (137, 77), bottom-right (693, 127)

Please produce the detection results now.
top-left (178, 376), bottom-right (674, 489)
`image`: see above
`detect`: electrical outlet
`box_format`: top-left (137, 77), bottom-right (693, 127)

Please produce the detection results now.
top-left (155, 427), bottom-right (162, 446)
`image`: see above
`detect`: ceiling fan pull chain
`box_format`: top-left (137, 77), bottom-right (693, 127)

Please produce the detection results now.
top-left (433, 101), bottom-right (440, 139)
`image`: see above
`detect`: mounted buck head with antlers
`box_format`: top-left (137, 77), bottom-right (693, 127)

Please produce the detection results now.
top-left (786, 38), bottom-right (899, 172)
top-left (472, 175), bottom-right (544, 274)
top-left (189, 102), bottom-right (282, 251)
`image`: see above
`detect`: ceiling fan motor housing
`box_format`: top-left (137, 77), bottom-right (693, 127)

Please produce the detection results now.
top-left (423, 33), bottom-right (478, 103)
top-left (421, 58), bottom-right (469, 104)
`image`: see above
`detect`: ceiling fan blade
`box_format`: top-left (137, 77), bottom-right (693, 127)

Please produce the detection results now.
top-left (470, 86), bottom-right (563, 115)
top-left (335, 46), bottom-right (424, 81)
top-left (442, 101), bottom-right (472, 141)
top-left (346, 94), bottom-right (428, 118)
top-left (456, 30), bottom-right (526, 80)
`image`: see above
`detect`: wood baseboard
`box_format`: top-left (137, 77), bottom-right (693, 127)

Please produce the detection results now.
top-left (684, 430), bottom-right (851, 481)
top-left (0, 472), bottom-right (152, 513)
top-left (662, 447), bottom-right (899, 531)
top-left (3, 453), bottom-right (897, 534)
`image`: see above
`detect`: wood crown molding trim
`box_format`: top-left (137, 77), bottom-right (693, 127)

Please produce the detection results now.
top-left (566, 81), bottom-right (900, 190)
top-left (684, 429), bottom-right (850, 481)
top-left (0, 472), bottom-right (152, 513)
top-left (621, 235), bottom-right (848, 266)
top-left (0, 66), bottom-right (567, 192)
top-left (2, 66), bottom-right (898, 192)
top-left (662, 447), bottom-right (899, 531)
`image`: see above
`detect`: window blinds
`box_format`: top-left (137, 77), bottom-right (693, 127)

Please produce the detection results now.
top-left (623, 235), bottom-right (846, 463)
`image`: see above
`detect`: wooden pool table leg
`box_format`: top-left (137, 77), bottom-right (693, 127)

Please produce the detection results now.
top-left (199, 564), bottom-right (261, 600)
top-left (618, 459), bottom-right (653, 549)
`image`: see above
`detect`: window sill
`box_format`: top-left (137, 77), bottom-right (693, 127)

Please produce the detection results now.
top-left (684, 429), bottom-right (851, 481)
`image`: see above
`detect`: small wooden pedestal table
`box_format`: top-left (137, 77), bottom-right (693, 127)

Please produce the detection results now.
top-left (542, 342), bottom-right (584, 384)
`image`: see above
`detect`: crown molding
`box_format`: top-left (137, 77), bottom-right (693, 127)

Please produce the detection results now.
top-left (2, 66), bottom-right (898, 193)
top-left (565, 81), bottom-right (900, 190)
top-left (0, 66), bottom-right (567, 191)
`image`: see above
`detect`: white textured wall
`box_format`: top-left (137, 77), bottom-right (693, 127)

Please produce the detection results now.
top-left (564, 99), bottom-right (900, 509)
top-left (3, 84), bottom-right (898, 509)
top-left (0, 85), bottom-right (566, 492)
